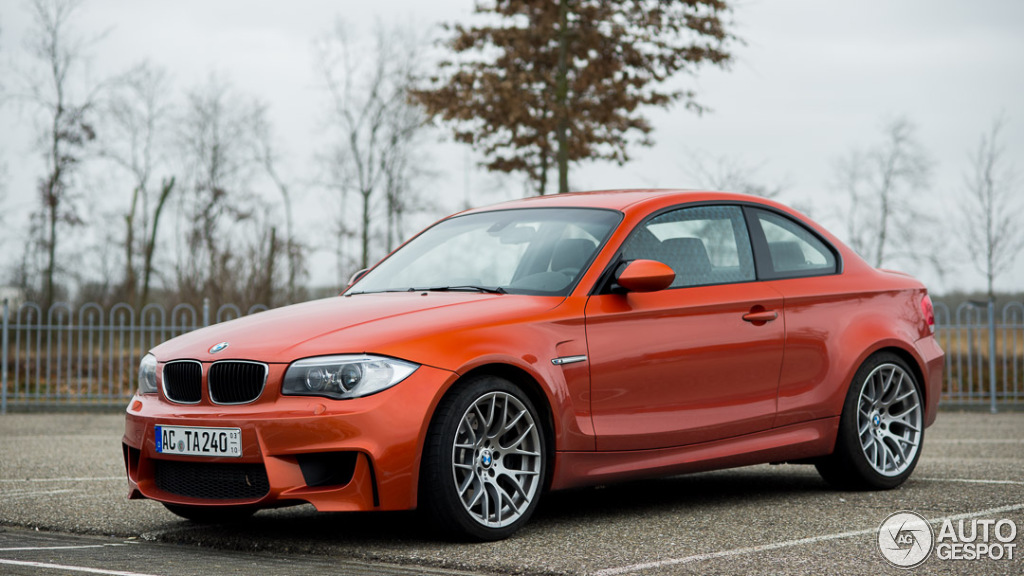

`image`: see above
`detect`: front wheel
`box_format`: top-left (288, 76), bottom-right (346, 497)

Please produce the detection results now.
top-left (816, 353), bottom-right (924, 490)
top-left (420, 376), bottom-right (546, 541)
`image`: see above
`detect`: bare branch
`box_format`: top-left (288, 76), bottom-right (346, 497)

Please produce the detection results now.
top-left (960, 115), bottom-right (1024, 300)
top-left (20, 0), bottom-right (102, 308)
top-left (681, 149), bottom-right (785, 198)
top-left (316, 20), bottom-right (432, 273)
top-left (831, 116), bottom-right (936, 273)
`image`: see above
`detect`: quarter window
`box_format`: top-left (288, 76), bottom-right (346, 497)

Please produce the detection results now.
top-left (621, 205), bottom-right (756, 288)
top-left (754, 209), bottom-right (837, 276)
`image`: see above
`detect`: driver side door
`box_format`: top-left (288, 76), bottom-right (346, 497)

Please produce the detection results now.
top-left (585, 204), bottom-right (785, 451)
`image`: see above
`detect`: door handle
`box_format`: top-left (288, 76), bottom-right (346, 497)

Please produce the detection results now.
top-left (742, 310), bottom-right (778, 323)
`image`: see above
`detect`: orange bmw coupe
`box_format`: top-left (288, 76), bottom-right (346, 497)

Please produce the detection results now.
top-left (123, 190), bottom-right (944, 540)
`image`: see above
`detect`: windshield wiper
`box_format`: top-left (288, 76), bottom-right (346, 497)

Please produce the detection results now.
top-left (417, 285), bottom-right (507, 295)
top-left (345, 288), bottom-right (412, 295)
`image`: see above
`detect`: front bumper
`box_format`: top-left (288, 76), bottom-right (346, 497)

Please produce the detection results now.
top-left (123, 364), bottom-right (456, 512)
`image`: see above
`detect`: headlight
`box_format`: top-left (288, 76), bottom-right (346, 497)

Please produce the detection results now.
top-left (282, 355), bottom-right (418, 399)
top-left (138, 353), bottom-right (158, 394)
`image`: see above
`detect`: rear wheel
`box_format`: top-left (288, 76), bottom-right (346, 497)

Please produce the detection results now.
top-left (420, 376), bottom-right (546, 541)
top-left (162, 503), bottom-right (256, 523)
top-left (817, 353), bottom-right (924, 490)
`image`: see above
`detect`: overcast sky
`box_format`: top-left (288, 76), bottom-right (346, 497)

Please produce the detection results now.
top-left (1, 0), bottom-right (1022, 295)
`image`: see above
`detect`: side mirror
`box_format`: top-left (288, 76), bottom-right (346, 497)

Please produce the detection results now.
top-left (347, 268), bottom-right (369, 288)
top-left (615, 260), bottom-right (675, 293)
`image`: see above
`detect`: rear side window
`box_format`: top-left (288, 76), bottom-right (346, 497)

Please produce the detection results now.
top-left (753, 209), bottom-right (837, 277)
top-left (621, 205), bottom-right (756, 288)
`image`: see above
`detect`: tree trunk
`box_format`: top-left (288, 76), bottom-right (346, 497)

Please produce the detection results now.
top-left (360, 188), bottom-right (371, 270)
top-left (46, 192), bottom-right (57, 310)
top-left (555, 0), bottom-right (570, 195)
top-left (264, 226), bottom-right (277, 307)
top-left (141, 177), bottom-right (174, 307)
top-left (538, 148), bottom-right (549, 196)
top-left (124, 185), bottom-right (140, 307)
top-left (44, 105), bottom-right (63, 311)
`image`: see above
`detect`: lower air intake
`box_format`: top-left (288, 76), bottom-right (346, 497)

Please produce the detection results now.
top-left (154, 460), bottom-right (269, 500)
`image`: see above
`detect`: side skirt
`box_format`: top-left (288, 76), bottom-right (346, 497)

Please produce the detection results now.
top-left (549, 417), bottom-right (839, 491)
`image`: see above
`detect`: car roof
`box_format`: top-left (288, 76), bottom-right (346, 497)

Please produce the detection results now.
top-left (461, 189), bottom-right (774, 213)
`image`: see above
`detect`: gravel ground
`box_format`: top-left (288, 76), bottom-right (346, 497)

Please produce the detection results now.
top-left (0, 410), bottom-right (1021, 575)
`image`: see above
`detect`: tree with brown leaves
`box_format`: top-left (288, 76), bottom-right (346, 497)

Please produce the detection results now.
top-left (414, 0), bottom-right (736, 195)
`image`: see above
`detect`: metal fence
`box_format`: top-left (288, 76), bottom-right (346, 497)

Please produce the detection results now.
top-left (933, 301), bottom-right (1024, 409)
top-left (1, 299), bottom-right (1022, 413)
top-left (0, 299), bottom-right (267, 413)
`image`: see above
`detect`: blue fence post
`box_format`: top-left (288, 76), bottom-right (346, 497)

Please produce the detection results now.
top-left (2, 298), bottom-right (8, 415)
top-left (203, 298), bottom-right (210, 328)
top-left (988, 300), bottom-right (998, 414)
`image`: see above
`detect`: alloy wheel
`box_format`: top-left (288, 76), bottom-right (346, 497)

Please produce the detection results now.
top-left (451, 391), bottom-right (542, 528)
top-left (856, 363), bottom-right (922, 477)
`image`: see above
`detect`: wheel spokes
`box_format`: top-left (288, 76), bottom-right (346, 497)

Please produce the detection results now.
top-left (452, 390), bottom-right (542, 528)
top-left (856, 363), bottom-right (922, 477)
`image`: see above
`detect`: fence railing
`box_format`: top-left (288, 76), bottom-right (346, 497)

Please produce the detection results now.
top-left (933, 301), bottom-right (1023, 408)
top-left (1, 299), bottom-right (1022, 413)
top-left (0, 299), bottom-right (267, 413)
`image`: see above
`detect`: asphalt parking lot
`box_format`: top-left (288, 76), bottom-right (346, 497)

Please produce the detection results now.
top-left (0, 410), bottom-right (1021, 575)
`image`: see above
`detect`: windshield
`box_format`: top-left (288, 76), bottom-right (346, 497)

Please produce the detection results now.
top-left (348, 208), bottom-right (621, 296)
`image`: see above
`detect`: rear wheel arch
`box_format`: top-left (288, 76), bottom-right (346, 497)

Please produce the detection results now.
top-left (817, 350), bottom-right (925, 489)
top-left (840, 344), bottom-right (929, 415)
top-left (874, 346), bottom-right (928, 409)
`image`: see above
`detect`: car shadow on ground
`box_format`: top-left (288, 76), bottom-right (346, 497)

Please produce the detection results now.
top-left (534, 465), bottom-right (831, 523)
top-left (150, 465), bottom-right (832, 550)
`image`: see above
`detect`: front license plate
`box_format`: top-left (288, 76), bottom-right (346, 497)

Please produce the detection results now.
top-left (155, 425), bottom-right (242, 458)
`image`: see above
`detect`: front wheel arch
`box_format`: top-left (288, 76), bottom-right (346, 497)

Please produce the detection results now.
top-left (453, 365), bottom-right (557, 489)
top-left (418, 373), bottom-right (549, 540)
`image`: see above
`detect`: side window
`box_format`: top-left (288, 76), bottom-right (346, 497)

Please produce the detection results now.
top-left (621, 205), bottom-right (755, 288)
top-left (754, 209), bottom-right (837, 276)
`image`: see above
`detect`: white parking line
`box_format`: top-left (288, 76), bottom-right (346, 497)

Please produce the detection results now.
top-left (1, 489), bottom-right (79, 500)
top-left (0, 544), bottom-right (136, 551)
top-left (920, 477), bottom-right (1024, 485)
top-left (0, 477), bottom-right (123, 483)
top-left (593, 503), bottom-right (1024, 576)
top-left (0, 559), bottom-right (160, 576)
top-left (929, 439), bottom-right (1024, 444)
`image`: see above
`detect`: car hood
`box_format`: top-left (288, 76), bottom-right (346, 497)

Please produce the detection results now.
top-left (151, 293), bottom-right (562, 366)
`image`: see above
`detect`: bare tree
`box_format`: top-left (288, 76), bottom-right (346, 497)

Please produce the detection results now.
top-left (315, 21), bottom-right (428, 271)
top-left (832, 117), bottom-right (934, 270)
top-left (682, 150), bottom-right (784, 198)
top-left (173, 76), bottom-right (267, 307)
top-left (960, 116), bottom-right (1023, 301)
top-left (254, 116), bottom-right (306, 303)
top-left (0, 26), bottom-right (6, 242)
top-left (21, 0), bottom-right (103, 309)
top-left (380, 86), bottom-right (435, 253)
top-left (101, 61), bottom-right (176, 307)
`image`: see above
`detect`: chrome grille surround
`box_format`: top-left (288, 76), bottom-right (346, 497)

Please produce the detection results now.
top-left (162, 360), bottom-right (203, 404)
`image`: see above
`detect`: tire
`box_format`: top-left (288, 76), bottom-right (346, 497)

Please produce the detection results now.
top-left (420, 375), bottom-right (546, 541)
top-left (816, 353), bottom-right (925, 490)
top-left (162, 502), bottom-right (256, 523)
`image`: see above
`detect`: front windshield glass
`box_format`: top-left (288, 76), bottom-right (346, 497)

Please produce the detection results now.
top-left (348, 208), bottom-right (621, 296)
